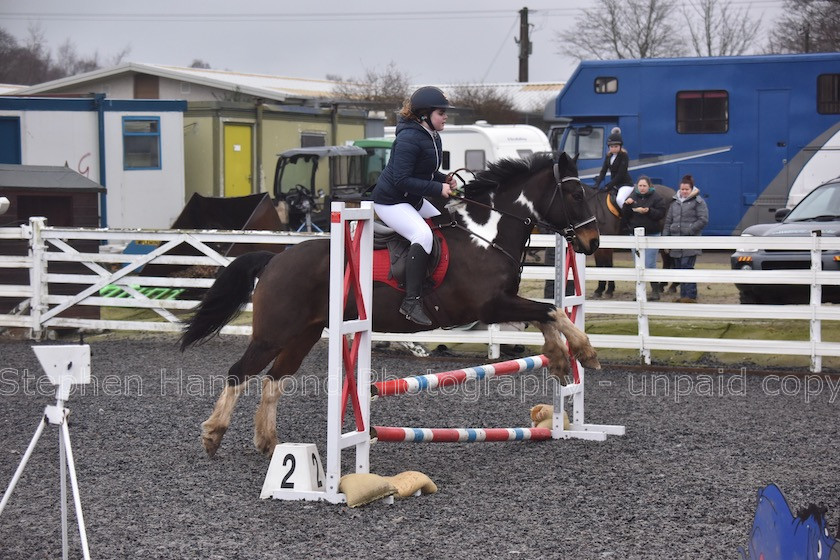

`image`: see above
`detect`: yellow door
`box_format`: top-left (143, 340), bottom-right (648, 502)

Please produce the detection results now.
top-left (224, 124), bottom-right (252, 197)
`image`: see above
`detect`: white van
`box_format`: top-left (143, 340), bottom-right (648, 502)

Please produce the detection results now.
top-left (384, 121), bottom-right (552, 174)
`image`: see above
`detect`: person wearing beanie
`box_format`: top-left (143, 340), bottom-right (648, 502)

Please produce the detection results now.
top-left (593, 127), bottom-right (634, 207)
top-left (621, 175), bottom-right (667, 300)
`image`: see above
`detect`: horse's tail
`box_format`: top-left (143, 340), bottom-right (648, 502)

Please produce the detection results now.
top-left (179, 251), bottom-right (276, 351)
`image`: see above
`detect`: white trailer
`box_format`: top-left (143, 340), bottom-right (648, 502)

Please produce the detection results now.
top-left (385, 121), bottom-right (551, 173)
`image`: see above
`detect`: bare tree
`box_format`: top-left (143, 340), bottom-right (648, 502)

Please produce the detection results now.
top-left (55, 40), bottom-right (101, 76)
top-left (767, 0), bottom-right (840, 53)
top-left (555, 0), bottom-right (686, 63)
top-left (448, 85), bottom-right (518, 125)
top-left (0, 25), bottom-right (130, 85)
top-left (190, 59), bottom-right (212, 69)
top-left (330, 62), bottom-right (412, 124)
top-left (682, 0), bottom-right (762, 56)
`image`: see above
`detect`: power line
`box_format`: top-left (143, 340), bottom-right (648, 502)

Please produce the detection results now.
top-left (481, 15), bottom-right (520, 83)
top-left (0, 2), bottom-right (788, 23)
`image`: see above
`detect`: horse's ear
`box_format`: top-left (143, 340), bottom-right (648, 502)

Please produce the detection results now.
top-left (573, 153), bottom-right (579, 164)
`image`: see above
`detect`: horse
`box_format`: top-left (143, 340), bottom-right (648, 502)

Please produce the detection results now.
top-left (180, 152), bottom-right (601, 457)
top-left (582, 184), bottom-right (676, 298)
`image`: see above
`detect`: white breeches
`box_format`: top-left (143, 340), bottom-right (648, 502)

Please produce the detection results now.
top-left (616, 186), bottom-right (634, 208)
top-left (374, 200), bottom-right (441, 254)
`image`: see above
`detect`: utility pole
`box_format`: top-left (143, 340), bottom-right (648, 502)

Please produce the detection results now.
top-left (516, 7), bottom-right (532, 82)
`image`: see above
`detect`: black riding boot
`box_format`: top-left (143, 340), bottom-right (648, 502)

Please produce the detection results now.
top-left (399, 244), bottom-right (432, 326)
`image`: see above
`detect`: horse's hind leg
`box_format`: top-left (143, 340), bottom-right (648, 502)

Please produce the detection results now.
top-left (253, 326), bottom-right (323, 455)
top-left (202, 338), bottom-right (279, 457)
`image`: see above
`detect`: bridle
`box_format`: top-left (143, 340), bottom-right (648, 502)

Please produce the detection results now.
top-left (542, 161), bottom-right (598, 243)
top-left (436, 161), bottom-right (597, 269)
top-left (445, 162), bottom-right (597, 245)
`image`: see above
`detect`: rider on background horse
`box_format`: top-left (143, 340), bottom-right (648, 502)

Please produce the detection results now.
top-left (373, 86), bottom-right (457, 326)
top-left (593, 127), bottom-right (634, 208)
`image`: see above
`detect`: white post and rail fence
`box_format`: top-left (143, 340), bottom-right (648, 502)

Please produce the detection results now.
top-left (2, 218), bottom-right (840, 372)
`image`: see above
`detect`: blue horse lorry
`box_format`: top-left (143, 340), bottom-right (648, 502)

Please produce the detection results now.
top-left (547, 53), bottom-right (840, 235)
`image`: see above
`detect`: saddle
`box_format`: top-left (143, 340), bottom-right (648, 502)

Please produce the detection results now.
top-left (605, 191), bottom-right (622, 219)
top-left (372, 220), bottom-right (449, 292)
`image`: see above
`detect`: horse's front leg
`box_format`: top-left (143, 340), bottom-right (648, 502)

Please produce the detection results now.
top-left (544, 307), bottom-right (600, 370)
top-left (479, 297), bottom-right (599, 378)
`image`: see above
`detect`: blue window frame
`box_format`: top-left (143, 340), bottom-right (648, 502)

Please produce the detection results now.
top-left (123, 116), bottom-right (161, 169)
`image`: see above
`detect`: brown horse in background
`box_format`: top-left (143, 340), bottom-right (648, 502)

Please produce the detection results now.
top-left (583, 184), bottom-right (676, 298)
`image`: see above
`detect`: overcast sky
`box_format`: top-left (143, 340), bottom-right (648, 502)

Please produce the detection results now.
top-left (2, 0), bottom-right (783, 86)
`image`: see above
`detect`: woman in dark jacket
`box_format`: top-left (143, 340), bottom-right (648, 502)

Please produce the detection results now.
top-left (372, 86), bottom-right (456, 325)
top-left (594, 127), bottom-right (634, 207)
top-left (621, 175), bottom-right (667, 299)
top-left (662, 174), bottom-right (709, 303)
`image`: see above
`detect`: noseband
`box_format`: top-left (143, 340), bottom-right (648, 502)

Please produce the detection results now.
top-left (536, 163), bottom-right (597, 243)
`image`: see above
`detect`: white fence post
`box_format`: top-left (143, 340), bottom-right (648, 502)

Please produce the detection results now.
top-left (633, 227), bottom-right (651, 365)
top-left (810, 230), bottom-right (822, 373)
top-left (28, 217), bottom-right (47, 340)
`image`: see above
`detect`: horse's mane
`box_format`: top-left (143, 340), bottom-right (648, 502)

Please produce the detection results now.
top-left (464, 153), bottom-right (556, 197)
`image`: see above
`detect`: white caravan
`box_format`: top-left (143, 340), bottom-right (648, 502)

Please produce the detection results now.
top-left (384, 121), bottom-right (552, 174)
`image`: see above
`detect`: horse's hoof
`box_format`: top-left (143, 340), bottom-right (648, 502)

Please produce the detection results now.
top-left (254, 434), bottom-right (277, 456)
top-left (579, 354), bottom-right (601, 370)
top-left (202, 434), bottom-right (220, 458)
top-left (592, 291), bottom-right (603, 299)
top-left (605, 292), bottom-right (614, 299)
top-left (201, 424), bottom-right (226, 458)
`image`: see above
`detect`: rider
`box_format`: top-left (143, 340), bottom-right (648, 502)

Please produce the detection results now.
top-left (593, 127), bottom-right (634, 209)
top-left (373, 86), bottom-right (457, 326)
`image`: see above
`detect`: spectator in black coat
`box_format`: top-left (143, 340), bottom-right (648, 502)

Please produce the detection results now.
top-left (621, 175), bottom-right (667, 300)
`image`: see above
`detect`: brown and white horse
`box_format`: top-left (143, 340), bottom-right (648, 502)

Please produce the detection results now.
top-left (180, 153), bottom-right (601, 457)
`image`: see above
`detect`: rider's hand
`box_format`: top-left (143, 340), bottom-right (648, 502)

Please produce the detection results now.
top-left (624, 197), bottom-right (634, 205)
top-left (441, 183), bottom-right (452, 198)
top-left (446, 175), bottom-right (458, 189)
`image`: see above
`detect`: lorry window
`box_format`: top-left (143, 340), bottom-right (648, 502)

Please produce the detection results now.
top-left (676, 90), bottom-right (729, 133)
top-left (595, 77), bottom-right (618, 94)
top-left (561, 127), bottom-right (604, 160)
top-left (516, 149), bottom-right (534, 159)
top-left (465, 150), bottom-right (486, 171)
top-left (817, 74), bottom-right (840, 114)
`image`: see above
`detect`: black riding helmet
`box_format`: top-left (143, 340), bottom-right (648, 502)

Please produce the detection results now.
top-left (409, 86), bottom-right (453, 117)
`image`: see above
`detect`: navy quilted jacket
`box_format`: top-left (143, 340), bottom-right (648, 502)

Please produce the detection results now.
top-left (373, 117), bottom-right (446, 208)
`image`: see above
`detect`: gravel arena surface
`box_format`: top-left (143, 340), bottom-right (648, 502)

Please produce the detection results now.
top-left (2, 334), bottom-right (840, 559)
